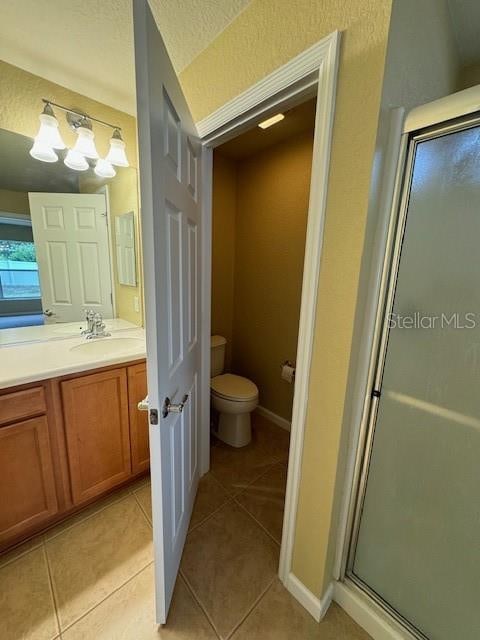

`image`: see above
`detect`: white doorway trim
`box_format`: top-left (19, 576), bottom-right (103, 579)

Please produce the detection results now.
top-left (198, 31), bottom-right (341, 611)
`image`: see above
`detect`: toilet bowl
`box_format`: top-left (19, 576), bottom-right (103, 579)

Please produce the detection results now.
top-left (211, 373), bottom-right (259, 447)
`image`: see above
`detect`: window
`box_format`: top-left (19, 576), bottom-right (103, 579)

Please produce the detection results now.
top-left (0, 239), bottom-right (41, 300)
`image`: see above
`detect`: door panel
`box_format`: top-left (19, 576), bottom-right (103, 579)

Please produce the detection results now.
top-left (28, 193), bottom-right (113, 322)
top-left (61, 368), bottom-right (131, 505)
top-left (0, 416), bottom-right (58, 544)
top-left (133, 0), bottom-right (202, 622)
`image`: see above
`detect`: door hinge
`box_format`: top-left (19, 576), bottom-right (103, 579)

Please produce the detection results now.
top-left (371, 389), bottom-right (381, 398)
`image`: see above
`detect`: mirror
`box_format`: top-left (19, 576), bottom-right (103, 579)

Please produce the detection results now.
top-left (0, 122), bottom-right (143, 345)
top-left (115, 212), bottom-right (137, 286)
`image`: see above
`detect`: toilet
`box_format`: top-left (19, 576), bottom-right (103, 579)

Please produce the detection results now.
top-left (211, 335), bottom-right (259, 447)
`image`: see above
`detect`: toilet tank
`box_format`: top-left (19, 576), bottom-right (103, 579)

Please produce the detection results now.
top-left (211, 335), bottom-right (227, 377)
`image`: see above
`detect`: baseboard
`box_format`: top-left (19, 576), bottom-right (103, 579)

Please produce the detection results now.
top-left (333, 581), bottom-right (411, 640)
top-left (284, 572), bottom-right (333, 622)
top-left (256, 405), bottom-right (291, 431)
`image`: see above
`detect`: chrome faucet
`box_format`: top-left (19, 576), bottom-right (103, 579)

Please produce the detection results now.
top-left (81, 309), bottom-right (96, 336)
top-left (82, 310), bottom-right (111, 339)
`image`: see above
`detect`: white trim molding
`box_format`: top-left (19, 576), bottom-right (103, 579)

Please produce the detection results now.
top-left (198, 31), bottom-right (340, 145)
top-left (285, 573), bottom-right (333, 622)
top-left (199, 29), bottom-right (341, 614)
top-left (255, 405), bottom-right (291, 432)
top-left (334, 582), bottom-right (413, 640)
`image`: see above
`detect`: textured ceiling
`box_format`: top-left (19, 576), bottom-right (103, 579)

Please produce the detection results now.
top-left (0, 0), bottom-right (250, 116)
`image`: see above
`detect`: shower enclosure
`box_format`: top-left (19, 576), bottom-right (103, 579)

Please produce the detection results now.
top-left (346, 113), bottom-right (480, 639)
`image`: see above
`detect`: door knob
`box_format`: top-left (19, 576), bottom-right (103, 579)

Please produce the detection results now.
top-left (162, 394), bottom-right (188, 418)
top-left (137, 395), bottom-right (149, 411)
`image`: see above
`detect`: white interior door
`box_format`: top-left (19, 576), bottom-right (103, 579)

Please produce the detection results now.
top-left (28, 192), bottom-right (113, 322)
top-left (133, 0), bottom-right (202, 623)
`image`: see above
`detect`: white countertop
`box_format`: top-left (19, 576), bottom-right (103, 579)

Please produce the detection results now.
top-left (0, 327), bottom-right (147, 389)
top-left (0, 318), bottom-right (138, 347)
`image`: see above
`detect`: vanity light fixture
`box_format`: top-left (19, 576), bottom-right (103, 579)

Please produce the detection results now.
top-left (29, 103), bottom-right (66, 162)
top-left (29, 99), bottom-right (128, 174)
top-left (64, 149), bottom-right (89, 171)
top-left (258, 113), bottom-right (285, 129)
top-left (105, 129), bottom-right (130, 167)
top-left (72, 124), bottom-right (99, 159)
top-left (95, 158), bottom-right (116, 178)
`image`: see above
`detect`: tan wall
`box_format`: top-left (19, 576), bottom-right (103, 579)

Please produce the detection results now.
top-left (0, 60), bottom-right (138, 167)
top-left (181, 0), bottom-right (393, 597)
top-left (0, 59), bottom-right (144, 326)
top-left (0, 189), bottom-right (29, 215)
top-left (211, 152), bottom-right (237, 369)
top-left (231, 131), bottom-right (313, 421)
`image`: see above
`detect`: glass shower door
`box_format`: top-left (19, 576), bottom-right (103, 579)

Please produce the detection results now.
top-left (349, 119), bottom-right (480, 639)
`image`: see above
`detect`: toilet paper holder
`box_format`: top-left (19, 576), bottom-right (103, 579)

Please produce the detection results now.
top-left (281, 360), bottom-right (296, 383)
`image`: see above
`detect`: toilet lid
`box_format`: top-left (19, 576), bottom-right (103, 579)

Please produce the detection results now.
top-left (211, 373), bottom-right (258, 401)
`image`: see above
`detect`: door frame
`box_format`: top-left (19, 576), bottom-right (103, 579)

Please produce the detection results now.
top-left (197, 31), bottom-right (341, 603)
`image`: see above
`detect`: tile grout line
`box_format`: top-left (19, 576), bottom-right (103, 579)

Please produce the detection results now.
top-left (188, 496), bottom-right (234, 534)
top-left (44, 490), bottom-right (132, 543)
top-left (232, 497), bottom-right (282, 548)
top-left (0, 538), bottom-right (43, 570)
top-left (225, 575), bottom-right (277, 640)
top-left (58, 561), bottom-right (155, 634)
top-left (42, 539), bottom-right (62, 640)
top-left (209, 460), bottom-right (283, 501)
top-left (179, 568), bottom-right (223, 639)
top-left (132, 490), bottom-right (153, 528)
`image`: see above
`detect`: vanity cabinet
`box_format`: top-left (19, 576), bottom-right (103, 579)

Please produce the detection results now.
top-left (0, 387), bottom-right (59, 546)
top-left (0, 360), bottom-right (149, 552)
top-left (61, 368), bottom-right (132, 505)
top-left (128, 362), bottom-right (150, 474)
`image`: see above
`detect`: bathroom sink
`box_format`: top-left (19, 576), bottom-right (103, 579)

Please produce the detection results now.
top-left (70, 337), bottom-right (144, 357)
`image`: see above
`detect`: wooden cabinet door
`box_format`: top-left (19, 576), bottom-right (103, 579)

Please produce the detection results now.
top-left (127, 363), bottom-right (150, 474)
top-left (0, 416), bottom-right (58, 545)
top-left (61, 368), bottom-right (131, 505)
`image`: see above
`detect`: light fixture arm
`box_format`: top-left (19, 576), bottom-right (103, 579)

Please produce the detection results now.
top-left (41, 99), bottom-right (122, 132)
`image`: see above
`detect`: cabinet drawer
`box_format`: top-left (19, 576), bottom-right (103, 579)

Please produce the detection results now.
top-left (0, 387), bottom-right (46, 427)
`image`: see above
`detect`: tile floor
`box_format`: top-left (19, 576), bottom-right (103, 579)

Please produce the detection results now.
top-left (0, 413), bottom-right (371, 640)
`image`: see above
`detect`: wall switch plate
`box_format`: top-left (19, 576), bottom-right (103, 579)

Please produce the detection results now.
top-left (133, 296), bottom-right (140, 313)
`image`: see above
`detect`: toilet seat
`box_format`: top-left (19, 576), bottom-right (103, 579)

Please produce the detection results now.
top-left (211, 373), bottom-right (258, 402)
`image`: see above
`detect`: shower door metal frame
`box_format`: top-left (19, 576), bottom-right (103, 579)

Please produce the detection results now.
top-left (342, 111), bottom-right (480, 640)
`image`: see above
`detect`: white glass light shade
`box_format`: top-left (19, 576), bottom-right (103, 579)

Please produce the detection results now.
top-left (94, 158), bottom-right (116, 178)
top-left (29, 140), bottom-right (58, 163)
top-left (34, 113), bottom-right (66, 149)
top-left (106, 135), bottom-right (129, 167)
top-left (73, 126), bottom-right (99, 159)
top-left (64, 149), bottom-right (89, 171)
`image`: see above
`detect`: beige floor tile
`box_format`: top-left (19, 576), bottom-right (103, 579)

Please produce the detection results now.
top-left (181, 501), bottom-right (278, 638)
top-left (211, 416), bottom-right (290, 495)
top-left (44, 485), bottom-right (132, 541)
top-left (46, 494), bottom-right (153, 630)
top-left (62, 564), bottom-right (216, 640)
top-left (0, 534), bottom-right (43, 569)
top-left (236, 463), bottom-right (287, 543)
top-left (232, 579), bottom-right (372, 640)
top-left (128, 474), bottom-right (151, 494)
top-left (134, 482), bottom-right (153, 524)
top-left (190, 473), bottom-right (230, 530)
top-left (0, 545), bottom-right (59, 640)
top-left (134, 473), bottom-right (230, 532)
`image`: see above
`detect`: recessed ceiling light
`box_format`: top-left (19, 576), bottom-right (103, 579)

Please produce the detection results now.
top-left (258, 113), bottom-right (285, 129)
